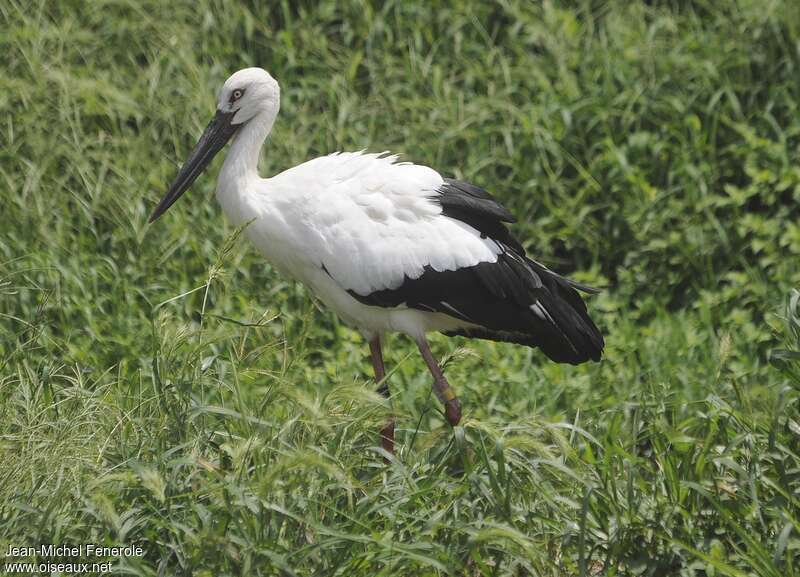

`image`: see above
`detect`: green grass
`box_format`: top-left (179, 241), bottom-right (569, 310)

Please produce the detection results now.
top-left (2, 0), bottom-right (800, 575)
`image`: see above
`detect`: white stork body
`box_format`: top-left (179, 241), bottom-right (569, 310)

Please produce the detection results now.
top-left (150, 68), bottom-right (604, 455)
top-left (218, 147), bottom-right (493, 339)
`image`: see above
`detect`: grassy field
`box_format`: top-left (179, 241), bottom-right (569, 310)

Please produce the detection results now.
top-left (2, 0), bottom-right (800, 575)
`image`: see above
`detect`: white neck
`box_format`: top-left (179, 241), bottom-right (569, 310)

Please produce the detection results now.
top-left (215, 110), bottom-right (275, 224)
top-left (219, 110), bottom-right (275, 185)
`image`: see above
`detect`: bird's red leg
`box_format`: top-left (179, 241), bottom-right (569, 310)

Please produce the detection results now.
top-left (370, 336), bottom-right (394, 455)
top-left (416, 337), bottom-right (461, 426)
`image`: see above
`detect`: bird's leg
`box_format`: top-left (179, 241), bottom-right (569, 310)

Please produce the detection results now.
top-left (416, 337), bottom-right (461, 426)
top-left (370, 336), bottom-right (394, 455)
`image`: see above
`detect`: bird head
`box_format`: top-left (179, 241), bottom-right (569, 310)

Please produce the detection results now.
top-left (218, 67), bottom-right (280, 125)
top-left (149, 68), bottom-right (280, 223)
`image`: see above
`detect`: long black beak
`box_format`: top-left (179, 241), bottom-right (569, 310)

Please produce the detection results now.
top-left (149, 109), bottom-right (239, 223)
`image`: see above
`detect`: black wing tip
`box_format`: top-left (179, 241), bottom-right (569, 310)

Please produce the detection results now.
top-left (526, 258), bottom-right (604, 295)
top-left (439, 257), bottom-right (606, 365)
top-left (443, 323), bottom-right (604, 365)
top-left (570, 281), bottom-right (603, 295)
top-left (350, 249), bottom-right (606, 366)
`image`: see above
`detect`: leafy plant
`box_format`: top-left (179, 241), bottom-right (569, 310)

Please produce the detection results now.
top-left (770, 289), bottom-right (800, 384)
top-left (2, 0), bottom-right (800, 575)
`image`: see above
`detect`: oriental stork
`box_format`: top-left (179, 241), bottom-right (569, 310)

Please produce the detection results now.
top-left (150, 68), bottom-right (604, 455)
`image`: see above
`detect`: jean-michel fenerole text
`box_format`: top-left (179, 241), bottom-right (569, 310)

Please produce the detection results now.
top-left (5, 544), bottom-right (145, 558)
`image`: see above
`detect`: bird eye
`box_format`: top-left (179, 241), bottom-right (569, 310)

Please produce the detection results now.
top-left (231, 89), bottom-right (244, 101)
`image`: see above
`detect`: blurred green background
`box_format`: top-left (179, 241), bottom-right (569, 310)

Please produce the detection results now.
top-left (2, 0), bottom-right (800, 575)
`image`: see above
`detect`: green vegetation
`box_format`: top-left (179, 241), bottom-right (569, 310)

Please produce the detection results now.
top-left (2, 0), bottom-right (800, 574)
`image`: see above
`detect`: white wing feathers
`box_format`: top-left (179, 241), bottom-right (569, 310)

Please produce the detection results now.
top-left (263, 152), bottom-right (502, 295)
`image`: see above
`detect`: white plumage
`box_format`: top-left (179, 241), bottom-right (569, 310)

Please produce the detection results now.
top-left (219, 149), bottom-right (499, 338)
top-left (150, 68), bottom-right (604, 456)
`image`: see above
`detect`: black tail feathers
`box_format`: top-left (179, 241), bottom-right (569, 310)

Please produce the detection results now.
top-left (444, 259), bottom-right (604, 365)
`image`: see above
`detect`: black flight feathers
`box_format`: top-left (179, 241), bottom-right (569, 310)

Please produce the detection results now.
top-left (437, 179), bottom-right (525, 254)
top-left (347, 178), bottom-right (604, 365)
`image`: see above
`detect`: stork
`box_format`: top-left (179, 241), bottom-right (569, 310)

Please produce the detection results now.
top-left (150, 68), bottom-right (604, 455)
